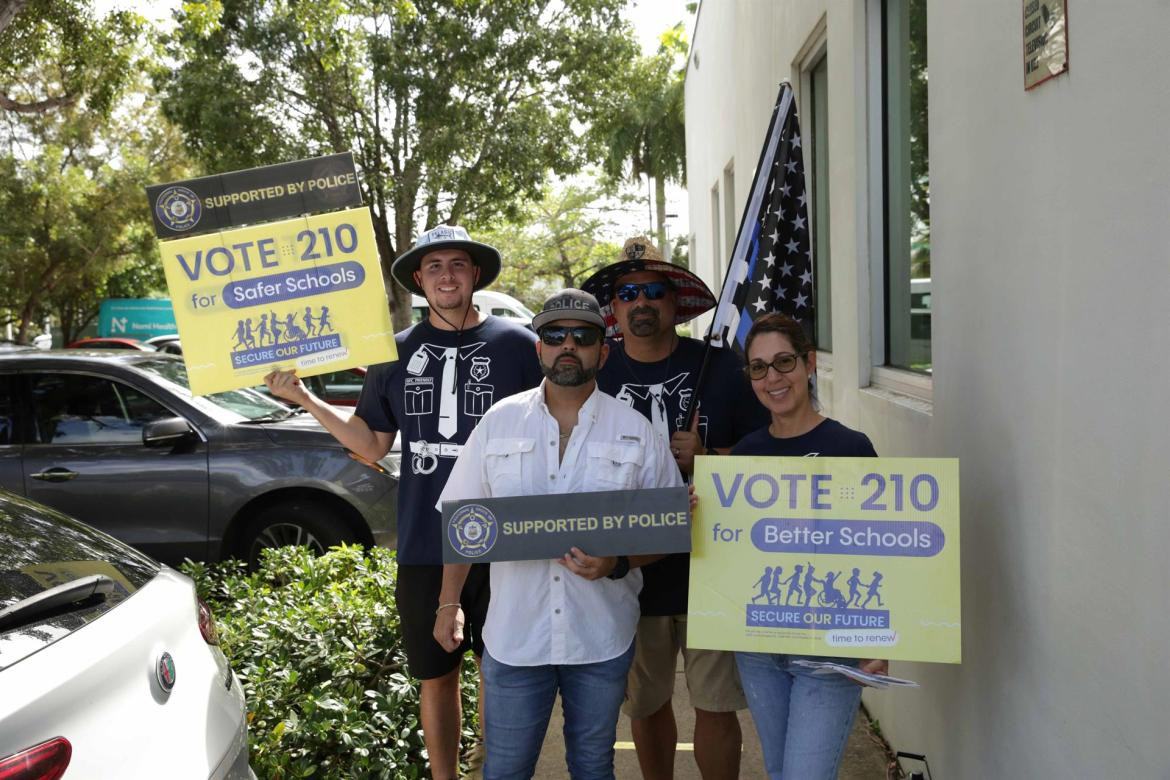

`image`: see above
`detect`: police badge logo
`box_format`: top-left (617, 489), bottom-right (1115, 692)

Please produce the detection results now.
top-left (469, 356), bottom-right (490, 382)
top-left (155, 185), bottom-right (202, 232)
top-left (448, 504), bottom-right (498, 558)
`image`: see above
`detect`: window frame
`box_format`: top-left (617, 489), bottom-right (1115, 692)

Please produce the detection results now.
top-left (21, 369), bottom-right (203, 447)
top-left (798, 27), bottom-right (831, 355)
top-left (866, 0), bottom-right (933, 402)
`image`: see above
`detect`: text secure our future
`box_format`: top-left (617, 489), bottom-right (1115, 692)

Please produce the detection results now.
top-left (504, 511), bottom-right (688, 536)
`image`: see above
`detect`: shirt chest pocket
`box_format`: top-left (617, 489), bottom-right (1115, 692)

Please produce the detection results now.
top-left (484, 437), bottom-right (536, 496)
top-left (585, 442), bottom-right (643, 490)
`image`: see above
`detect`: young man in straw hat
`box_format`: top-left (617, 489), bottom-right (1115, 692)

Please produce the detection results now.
top-left (581, 237), bottom-right (766, 780)
top-left (265, 225), bottom-right (541, 779)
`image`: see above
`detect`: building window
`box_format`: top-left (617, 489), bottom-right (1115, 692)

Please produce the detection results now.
top-left (883, 0), bottom-right (930, 373)
top-left (810, 53), bottom-right (832, 352)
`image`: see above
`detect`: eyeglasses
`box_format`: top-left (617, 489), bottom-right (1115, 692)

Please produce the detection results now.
top-left (539, 325), bottom-right (604, 347)
top-left (744, 352), bottom-right (805, 380)
top-left (614, 281), bottom-right (670, 303)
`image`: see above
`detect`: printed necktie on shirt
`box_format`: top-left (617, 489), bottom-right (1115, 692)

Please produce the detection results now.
top-left (419, 342), bottom-right (487, 440)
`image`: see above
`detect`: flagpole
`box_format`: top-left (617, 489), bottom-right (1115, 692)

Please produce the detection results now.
top-left (682, 82), bottom-right (795, 434)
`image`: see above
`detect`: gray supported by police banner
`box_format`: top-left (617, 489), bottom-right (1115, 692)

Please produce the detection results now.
top-left (441, 486), bottom-right (691, 564)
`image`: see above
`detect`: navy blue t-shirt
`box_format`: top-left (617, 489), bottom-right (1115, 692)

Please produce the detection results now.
top-left (598, 337), bottom-right (768, 615)
top-left (731, 418), bottom-right (878, 458)
top-left (356, 316), bottom-right (541, 564)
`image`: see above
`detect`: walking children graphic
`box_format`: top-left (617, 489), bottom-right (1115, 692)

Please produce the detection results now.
top-left (283, 312), bottom-right (307, 341)
top-left (862, 571), bottom-right (884, 608)
top-left (233, 318), bottom-right (256, 350)
top-left (847, 568), bottom-right (864, 607)
top-left (802, 563), bottom-right (821, 606)
top-left (751, 565), bottom-right (887, 613)
top-left (232, 305), bottom-right (336, 353)
top-left (268, 310), bottom-right (283, 344)
top-left (318, 306), bottom-right (334, 334)
top-left (751, 567), bottom-right (774, 604)
top-left (783, 564), bottom-right (804, 606)
top-left (769, 566), bottom-right (785, 605)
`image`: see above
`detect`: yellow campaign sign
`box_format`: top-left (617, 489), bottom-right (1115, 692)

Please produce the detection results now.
top-left (158, 207), bottom-right (396, 395)
top-left (688, 457), bottom-right (960, 663)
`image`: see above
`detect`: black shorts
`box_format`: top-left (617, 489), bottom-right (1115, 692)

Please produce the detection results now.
top-left (394, 563), bottom-right (490, 680)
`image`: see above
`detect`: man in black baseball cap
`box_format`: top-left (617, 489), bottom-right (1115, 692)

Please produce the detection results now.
top-left (266, 224), bottom-right (541, 778)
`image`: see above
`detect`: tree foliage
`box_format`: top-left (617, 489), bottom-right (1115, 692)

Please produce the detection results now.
top-left (0, 0), bottom-right (139, 115)
top-left (0, 6), bottom-right (187, 343)
top-left (471, 178), bottom-right (626, 310)
top-left (156, 0), bottom-right (639, 329)
top-left (590, 20), bottom-right (688, 256)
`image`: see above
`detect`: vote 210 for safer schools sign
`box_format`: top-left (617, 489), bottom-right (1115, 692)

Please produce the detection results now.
top-left (687, 456), bottom-right (960, 663)
top-left (158, 206), bottom-right (395, 395)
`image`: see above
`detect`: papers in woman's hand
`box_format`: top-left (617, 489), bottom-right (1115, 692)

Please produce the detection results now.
top-left (791, 659), bottom-right (920, 689)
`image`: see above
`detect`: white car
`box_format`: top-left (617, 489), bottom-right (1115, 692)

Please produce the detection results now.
top-left (0, 491), bottom-right (253, 778)
top-left (411, 290), bottom-right (534, 327)
top-left (145, 334), bottom-right (184, 355)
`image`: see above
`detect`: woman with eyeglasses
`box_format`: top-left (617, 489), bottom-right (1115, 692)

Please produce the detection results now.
top-left (730, 312), bottom-right (886, 780)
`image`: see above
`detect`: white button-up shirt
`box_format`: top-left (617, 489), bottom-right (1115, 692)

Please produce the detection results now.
top-left (439, 382), bottom-right (681, 667)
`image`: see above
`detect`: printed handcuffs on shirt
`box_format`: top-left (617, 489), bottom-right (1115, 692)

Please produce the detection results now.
top-left (606, 555), bottom-right (630, 580)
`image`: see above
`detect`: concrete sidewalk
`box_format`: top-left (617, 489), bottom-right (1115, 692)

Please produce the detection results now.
top-left (531, 658), bottom-right (890, 778)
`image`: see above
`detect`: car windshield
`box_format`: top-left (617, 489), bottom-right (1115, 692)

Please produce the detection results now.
top-left (133, 358), bottom-right (293, 422)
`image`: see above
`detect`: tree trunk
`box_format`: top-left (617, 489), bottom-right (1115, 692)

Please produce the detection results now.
top-left (15, 298), bottom-right (35, 344)
top-left (390, 205), bottom-right (416, 334)
top-left (654, 176), bottom-right (668, 259)
top-left (0, 0), bottom-right (28, 37)
top-left (371, 204), bottom-right (412, 335)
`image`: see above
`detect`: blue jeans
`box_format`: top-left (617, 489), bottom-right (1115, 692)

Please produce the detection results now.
top-left (735, 652), bottom-right (862, 780)
top-left (481, 642), bottom-right (635, 779)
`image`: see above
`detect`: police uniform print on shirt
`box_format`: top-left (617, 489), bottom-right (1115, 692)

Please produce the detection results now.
top-left (614, 371), bottom-right (708, 443)
top-left (403, 341), bottom-right (495, 475)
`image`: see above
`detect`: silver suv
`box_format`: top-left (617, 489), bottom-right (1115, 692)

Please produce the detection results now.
top-left (0, 351), bottom-right (398, 567)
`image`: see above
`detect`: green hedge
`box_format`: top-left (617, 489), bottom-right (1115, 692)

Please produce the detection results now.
top-left (183, 546), bottom-right (479, 779)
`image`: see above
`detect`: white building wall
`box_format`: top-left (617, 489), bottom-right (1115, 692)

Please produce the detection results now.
top-left (685, 1), bottom-right (1170, 777)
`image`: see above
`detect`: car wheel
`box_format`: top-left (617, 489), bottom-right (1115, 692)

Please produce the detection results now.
top-left (240, 500), bottom-right (356, 568)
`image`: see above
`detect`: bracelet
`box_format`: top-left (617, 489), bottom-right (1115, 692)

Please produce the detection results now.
top-left (606, 555), bottom-right (630, 580)
top-left (435, 602), bottom-right (462, 615)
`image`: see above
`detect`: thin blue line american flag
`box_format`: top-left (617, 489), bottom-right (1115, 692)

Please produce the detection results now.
top-left (706, 82), bottom-right (813, 355)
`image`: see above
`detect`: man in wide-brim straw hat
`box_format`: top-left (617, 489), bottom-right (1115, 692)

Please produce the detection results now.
top-left (581, 237), bottom-right (768, 780)
top-left (267, 224), bottom-right (542, 778)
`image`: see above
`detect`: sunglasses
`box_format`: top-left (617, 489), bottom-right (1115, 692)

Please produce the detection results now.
top-left (614, 281), bottom-right (670, 303)
top-left (744, 352), bottom-right (806, 380)
top-left (539, 325), bottom-right (604, 347)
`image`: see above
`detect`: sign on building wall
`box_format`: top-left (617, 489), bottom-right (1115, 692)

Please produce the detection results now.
top-left (1024, 0), bottom-right (1068, 90)
top-left (158, 206), bottom-right (396, 395)
top-left (687, 456), bottom-right (961, 663)
top-left (98, 299), bottom-right (176, 338)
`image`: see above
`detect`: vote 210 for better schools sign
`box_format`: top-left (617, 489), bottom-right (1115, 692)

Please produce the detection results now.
top-left (687, 456), bottom-right (960, 663)
top-left (158, 207), bottom-right (395, 395)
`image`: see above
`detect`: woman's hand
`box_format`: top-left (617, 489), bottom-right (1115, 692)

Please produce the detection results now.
top-left (856, 658), bottom-right (889, 684)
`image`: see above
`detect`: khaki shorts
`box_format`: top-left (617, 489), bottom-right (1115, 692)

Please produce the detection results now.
top-left (622, 614), bottom-right (746, 719)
